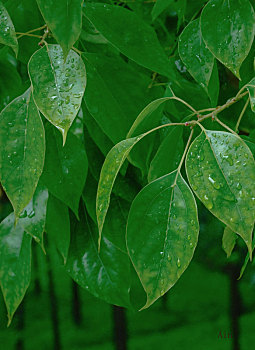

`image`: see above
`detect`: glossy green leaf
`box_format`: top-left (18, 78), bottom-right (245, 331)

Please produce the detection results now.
top-left (127, 171), bottom-right (199, 309)
top-left (41, 124), bottom-right (88, 217)
top-left (186, 130), bottom-right (255, 256)
top-left (96, 135), bottom-right (144, 245)
top-left (28, 44), bottom-right (86, 144)
top-left (151, 0), bottom-right (174, 21)
top-left (179, 19), bottom-right (215, 89)
top-left (46, 194), bottom-right (70, 264)
top-left (36, 0), bottom-right (83, 58)
top-left (0, 213), bottom-right (32, 325)
top-left (245, 77), bottom-right (255, 112)
top-left (0, 89), bottom-right (45, 218)
top-left (19, 182), bottom-right (48, 251)
top-left (66, 206), bottom-right (131, 307)
top-left (83, 3), bottom-right (174, 77)
top-left (148, 126), bottom-right (184, 182)
top-left (200, 0), bottom-right (255, 78)
top-left (0, 1), bottom-right (18, 55)
top-left (222, 226), bottom-right (237, 258)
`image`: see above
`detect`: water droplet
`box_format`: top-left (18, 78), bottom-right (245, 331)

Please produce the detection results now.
top-left (208, 175), bottom-right (220, 189)
top-left (19, 210), bottom-right (27, 218)
top-left (28, 210), bottom-right (35, 218)
top-left (177, 258), bottom-right (181, 268)
top-left (236, 183), bottom-right (242, 190)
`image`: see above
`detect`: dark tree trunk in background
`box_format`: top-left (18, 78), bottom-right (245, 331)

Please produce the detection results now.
top-left (46, 252), bottom-right (62, 350)
top-left (229, 265), bottom-right (242, 350)
top-left (161, 292), bottom-right (168, 311)
top-left (32, 241), bottom-right (41, 296)
top-left (72, 280), bottom-right (82, 326)
top-left (15, 301), bottom-right (25, 350)
top-left (112, 306), bottom-right (128, 350)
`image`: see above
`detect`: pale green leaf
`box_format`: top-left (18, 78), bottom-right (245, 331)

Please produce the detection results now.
top-left (222, 226), bottom-right (237, 258)
top-left (0, 1), bottom-right (18, 55)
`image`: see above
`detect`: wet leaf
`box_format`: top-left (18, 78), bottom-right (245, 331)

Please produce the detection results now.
top-left (41, 124), bottom-right (88, 217)
top-left (0, 1), bottom-right (18, 55)
top-left (83, 3), bottom-right (174, 77)
top-left (186, 130), bottom-right (255, 257)
top-left (179, 19), bottom-right (215, 90)
top-left (222, 226), bottom-right (237, 258)
top-left (0, 89), bottom-right (45, 218)
top-left (28, 44), bottom-right (86, 143)
top-left (0, 213), bottom-right (32, 326)
top-left (96, 135), bottom-right (144, 246)
top-left (66, 206), bottom-right (131, 307)
top-left (200, 0), bottom-right (255, 78)
top-left (148, 126), bottom-right (184, 182)
top-left (19, 181), bottom-right (48, 251)
top-left (36, 0), bottom-right (83, 58)
top-left (245, 77), bottom-right (255, 112)
top-left (46, 194), bottom-right (70, 264)
top-left (127, 171), bottom-right (199, 309)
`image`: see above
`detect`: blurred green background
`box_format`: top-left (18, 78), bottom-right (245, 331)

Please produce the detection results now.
top-left (1, 190), bottom-right (255, 350)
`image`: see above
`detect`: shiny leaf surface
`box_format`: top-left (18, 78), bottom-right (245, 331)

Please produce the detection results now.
top-left (0, 1), bottom-right (18, 55)
top-left (0, 89), bottom-right (45, 218)
top-left (200, 0), bottom-right (255, 78)
top-left (28, 44), bottom-right (86, 143)
top-left (186, 130), bottom-right (255, 256)
top-left (127, 171), bottom-right (199, 309)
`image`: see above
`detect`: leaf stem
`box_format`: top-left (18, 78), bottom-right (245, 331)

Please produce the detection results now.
top-left (16, 33), bottom-right (42, 39)
top-left (16, 25), bottom-right (47, 39)
top-left (215, 117), bottom-right (239, 137)
top-left (235, 97), bottom-right (249, 132)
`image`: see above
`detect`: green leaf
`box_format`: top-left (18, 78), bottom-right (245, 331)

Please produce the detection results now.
top-left (151, 0), bottom-right (174, 21)
top-left (0, 213), bottom-right (32, 326)
top-left (28, 44), bottom-right (86, 144)
top-left (245, 77), bottom-right (255, 112)
top-left (19, 181), bottom-right (48, 251)
top-left (179, 19), bottom-right (215, 90)
top-left (41, 123), bottom-right (88, 217)
top-left (127, 171), bottom-right (199, 309)
top-left (0, 1), bottom-right (18, 55)
top-left (66, 206), bottom-right (131, 307)
top-left (46, 194), bottom-right (70, 264)
top-left (222, 226), bottom-right (237, 258)
top-left (200, 0), bottom-right (255, 78)
top-left (238, 237), bottom-right (255, 279)
top-left (96, 135), bottom-right (144, 246)
top-left (186, 130), bottom-right (255, 257)
top-left (148, 126), bottom-right (184, 182)
top-left (83, 3), bottom-right (174, 77)
top-left (0, 89), bottom-right (45, 218)
top-left (36, 0), bottom-right (83, 58)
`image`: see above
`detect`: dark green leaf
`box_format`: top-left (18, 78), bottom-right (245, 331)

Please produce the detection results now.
top-left (245, 77), bottom-right (255, 112)
top-left (46, 194), bottom-right (70, 264)
top-left (83, 3), bottom-right (174, 77)
top-left (186, 130), bottom-right (255, 256)
top-left (36, 0), bottom-right (83, 58)
top-left (28, 44), bottom-right (86, 143)
top-left (127, 171), bottom-right (199, 309)
top-left (41, 124), bottom-right (88, 217)
top-left (0, 1), bottom-right (18, 55)
top-left (66, 206), bottom-right (131, 307)
top-left (0, 89), bottom-right (45, 218)
top-left (222, 226), bottom-right (237, 258)
top-left (200, 0), bottom-right (255, 78)
top-left (19, 181), bottom-right (48, 250)
top-left (151, 0), bottom-right (174, 21)
top-left (0, 213), bottom-right (32, 325)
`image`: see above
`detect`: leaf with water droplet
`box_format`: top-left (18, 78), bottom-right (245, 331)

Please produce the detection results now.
top-left (41, 123), bottom-right (88, 217)
top-left (222, 226), bottom-right (237, 258)
top-left (96, 135), bottom-right (145, 248)
top-left (0, 212), bottom-right (32, 326)
top-left (19, 181), bottom-right (48, 252)
top-left (46, 194), bottom-right (70, 264)
top-left (83, 3), bottom-right (175, 78)
top-left (200, 0), bottom-right (255, 79)
top-left (0, 1), bottom-right (18, 56)
top-left (0, 88), bottom-right (45, 218)
top-left (66, 205), bottom-right (131, 307)
top-left (28, 44), bottom-right (86, 144)
top-left (186, 130), bottom-right (255, 257)
top-left (36, 0), bottom-right (83, 59)
top-left (126, 171), bottom-right (199, 309)
top-left (178, 19), bottom-right (215, 95)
